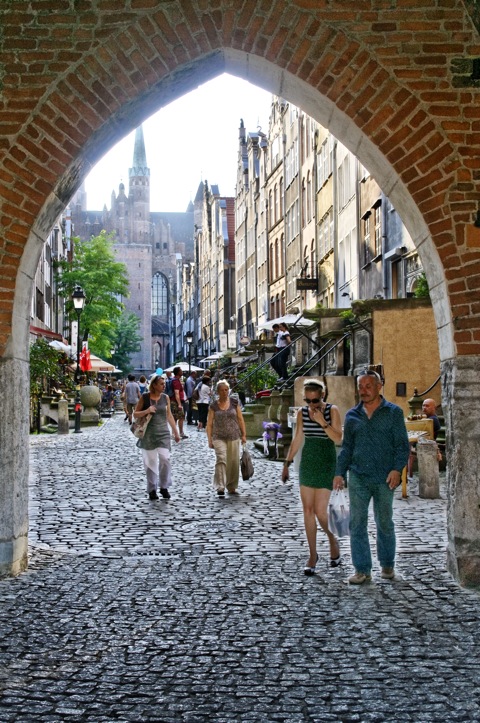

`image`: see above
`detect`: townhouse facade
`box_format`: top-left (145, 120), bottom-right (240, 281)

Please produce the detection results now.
top-left (30, 217), bottom-right (70, 347)
top-left (235, 97), bottom-right (423, 347)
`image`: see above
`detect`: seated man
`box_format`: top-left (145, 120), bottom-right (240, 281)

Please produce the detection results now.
top-left (421, 398), bottom-right (441, 439)
top-left (408, 398), bottom-right (442, 478)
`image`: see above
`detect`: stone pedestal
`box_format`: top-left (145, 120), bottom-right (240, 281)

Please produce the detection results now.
top-left (274, 389), bottom-right (294, 458)
top-left (417, 439), bottom-right (440, 499)
top-left (57, 398), bottom-right (70, 435)
top-left (79, 385), bottom-right (101, 426)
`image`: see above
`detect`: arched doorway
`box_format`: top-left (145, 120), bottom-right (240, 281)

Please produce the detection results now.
top-left (1, 3), bottom-right (479, 584)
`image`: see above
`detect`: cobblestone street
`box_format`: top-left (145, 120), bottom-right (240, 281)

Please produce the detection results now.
top-left (0, 414), bottom-right (479, 722)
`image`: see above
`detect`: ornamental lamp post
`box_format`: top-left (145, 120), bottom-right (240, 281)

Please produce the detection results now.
top-left (185, 330), bottom-right (194, 376)
top-left (72, 285), bottom-right (86, 434)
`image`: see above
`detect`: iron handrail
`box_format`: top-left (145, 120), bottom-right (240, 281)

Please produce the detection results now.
top-left (412, 375), bottom-right (441, 398)
top-left (274, 333), bottom-right (351, 391)
top-left (228, 338), bottom-right (297, 390)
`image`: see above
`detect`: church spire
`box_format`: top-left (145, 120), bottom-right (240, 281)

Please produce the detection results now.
top-left (130, 125), bottom-right (149, 177)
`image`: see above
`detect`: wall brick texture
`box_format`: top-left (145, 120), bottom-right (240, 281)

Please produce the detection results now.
top-left (0, 0), bottom-right (479, 357)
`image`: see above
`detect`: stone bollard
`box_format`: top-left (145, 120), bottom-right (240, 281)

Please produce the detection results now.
top-left (417, 439), bottom-right (440, 499)
top-left (57, 398), bottom-right (70, 435)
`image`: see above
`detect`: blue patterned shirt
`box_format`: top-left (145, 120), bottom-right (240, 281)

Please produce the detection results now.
top-left (335, 397), bottom-right (409, 483)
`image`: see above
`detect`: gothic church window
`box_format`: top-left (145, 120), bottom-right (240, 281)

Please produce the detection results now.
top-left (152, 272), bottom-right (169, 316)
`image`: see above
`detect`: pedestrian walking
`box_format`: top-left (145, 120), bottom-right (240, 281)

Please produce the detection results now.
top-left (133, 374), bottom-right (180, 500)
top-left (184, 370), bottom-right (198, 425)
top-left (124, 374), bottom-right (141, 425)
top-left (196, 374), bottom-right (212, 430)
top-left (333, 370), bottom-right (410, 584)
top-left (282, 379), bottom-right (343, 575)
top-left (206, 379), bottom-right (247, 496)
top-left (169, 366), bottom-right (188, 439)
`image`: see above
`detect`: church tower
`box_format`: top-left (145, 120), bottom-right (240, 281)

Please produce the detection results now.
top-left (128, 126), bottom-right (151, 244)
top-left (113, 125), bottom-right (153, 374)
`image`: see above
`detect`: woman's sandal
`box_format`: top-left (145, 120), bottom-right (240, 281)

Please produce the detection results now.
top-left (330, 555), bottom-right (343, 568)
top-left (304, 553), bottom-right (319, 576)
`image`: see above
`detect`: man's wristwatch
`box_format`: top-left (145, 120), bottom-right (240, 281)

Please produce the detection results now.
top-left (284, 460), bottom-right (292, 467)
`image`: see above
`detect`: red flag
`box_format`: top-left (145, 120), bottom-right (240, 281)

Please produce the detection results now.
top-left (79, 347), bottom-right (92, 372)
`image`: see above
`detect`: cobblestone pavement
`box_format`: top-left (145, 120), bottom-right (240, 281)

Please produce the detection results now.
top-left (0, 415), bottom-right (479, 722)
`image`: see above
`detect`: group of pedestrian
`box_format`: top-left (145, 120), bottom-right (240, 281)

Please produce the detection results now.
top-left (130, 369), bottom-right (247, 502)
top-left (283, 371), bottom-right (410, 584)
top-left (128, 362), bottom-right (414, 585)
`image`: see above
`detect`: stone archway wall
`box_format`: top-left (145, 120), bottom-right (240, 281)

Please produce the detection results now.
top-left (1, 1), bottom-right (480, 583)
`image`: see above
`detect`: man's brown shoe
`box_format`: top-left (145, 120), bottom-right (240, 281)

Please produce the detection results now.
top-left (348, 572), bottom-right (372, 585)
top-left (381, 567), bottom-right (395, 579)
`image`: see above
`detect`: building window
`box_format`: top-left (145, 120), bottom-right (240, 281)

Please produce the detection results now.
top-left (302, 179), bottom-right (306, 228)
top-left (374, 203), bottom-right (382, 257)
top-left (307, 171), bottom-right (312, 222)
top-left (363, 213), bottom-right (371, 265)
top-left (152, 272), bottom-right (169, 316)
top-left (36, 288), bottom-right (44, 322)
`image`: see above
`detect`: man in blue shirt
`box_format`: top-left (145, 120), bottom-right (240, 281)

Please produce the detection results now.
top-left (333, 371), bottom-right (409, 584)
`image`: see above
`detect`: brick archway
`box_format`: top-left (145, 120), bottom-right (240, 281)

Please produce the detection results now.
top-left (1, 2), bottom-right (479, 583)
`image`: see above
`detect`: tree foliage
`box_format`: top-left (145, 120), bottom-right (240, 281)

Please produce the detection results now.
top-left (55, 231), bottom-right (130, 359)
top-left (235, 364), bottom-right (277, 397)
top-left (110, 311), bottom-right (143, 375)
top-left (413, 271), bottom-right (430, 299)
top-left (30, 338), bottom-right (68, 398)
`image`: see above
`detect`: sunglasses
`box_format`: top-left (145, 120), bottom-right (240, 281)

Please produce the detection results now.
top-left (304, 397), bottom-right (321, 404)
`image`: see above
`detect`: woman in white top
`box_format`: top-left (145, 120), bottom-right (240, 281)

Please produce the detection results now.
top-left (197, 375), bottom-right (212, 430)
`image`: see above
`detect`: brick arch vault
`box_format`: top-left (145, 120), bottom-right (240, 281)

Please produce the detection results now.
top-left (1, 1), bottom-right (480, 584)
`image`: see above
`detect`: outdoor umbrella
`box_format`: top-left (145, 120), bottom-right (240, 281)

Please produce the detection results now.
top-left (164, 362), bottom-right (204, 373)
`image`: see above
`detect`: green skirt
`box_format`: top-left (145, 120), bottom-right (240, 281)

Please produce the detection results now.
top-left (299, 436), bottom-right (337, 490)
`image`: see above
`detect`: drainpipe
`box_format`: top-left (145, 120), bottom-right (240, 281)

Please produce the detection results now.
top-left (282, 130), bottom-right (288, 311)
top-left (381, 192), bottom-right (389, 299)
top-left (355, 157), bottom-right (361, 302)
top-left (297, 111), bottom-right (303, 313)
top-left (332, 139), bottom-right (339, 307)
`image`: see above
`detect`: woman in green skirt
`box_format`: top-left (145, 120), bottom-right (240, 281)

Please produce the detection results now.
top-left (282, 380), bottom-right (343, 575)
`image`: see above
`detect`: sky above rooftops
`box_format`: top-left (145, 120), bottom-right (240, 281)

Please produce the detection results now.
top-left (84, 74), bottom-right (271, 213)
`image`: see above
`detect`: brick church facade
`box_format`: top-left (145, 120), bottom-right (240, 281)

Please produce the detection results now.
top-left (70, 127), bottom-right (194, 373)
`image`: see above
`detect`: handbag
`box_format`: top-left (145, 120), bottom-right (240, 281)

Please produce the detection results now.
top-left (327, 489), bottom-right (350, 538)
top-left (240, 444), bottom-right (254, 480)
top-left (130, 413), bottom-right (153, 439)
top-left (192, 383), bottom-right (201, 402)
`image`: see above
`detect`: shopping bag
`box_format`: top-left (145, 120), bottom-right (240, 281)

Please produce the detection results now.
top-left (327, 489), bottom-right (350, 537)
top-left (130, 413), bottom-right (153, 439)
top-left (240, 445), bottom-right (254, 480)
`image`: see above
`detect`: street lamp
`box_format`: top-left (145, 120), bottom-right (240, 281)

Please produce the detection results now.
top-left (185, 330), bottom-right (194, 375)
top-left (72, 285), bottom-right (86, 434)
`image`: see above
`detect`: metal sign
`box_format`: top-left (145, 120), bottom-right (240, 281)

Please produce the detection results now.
top-left (296, 278), bottom-right (318, 291)
top-left (227, 329), bottom-right (236, 349)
